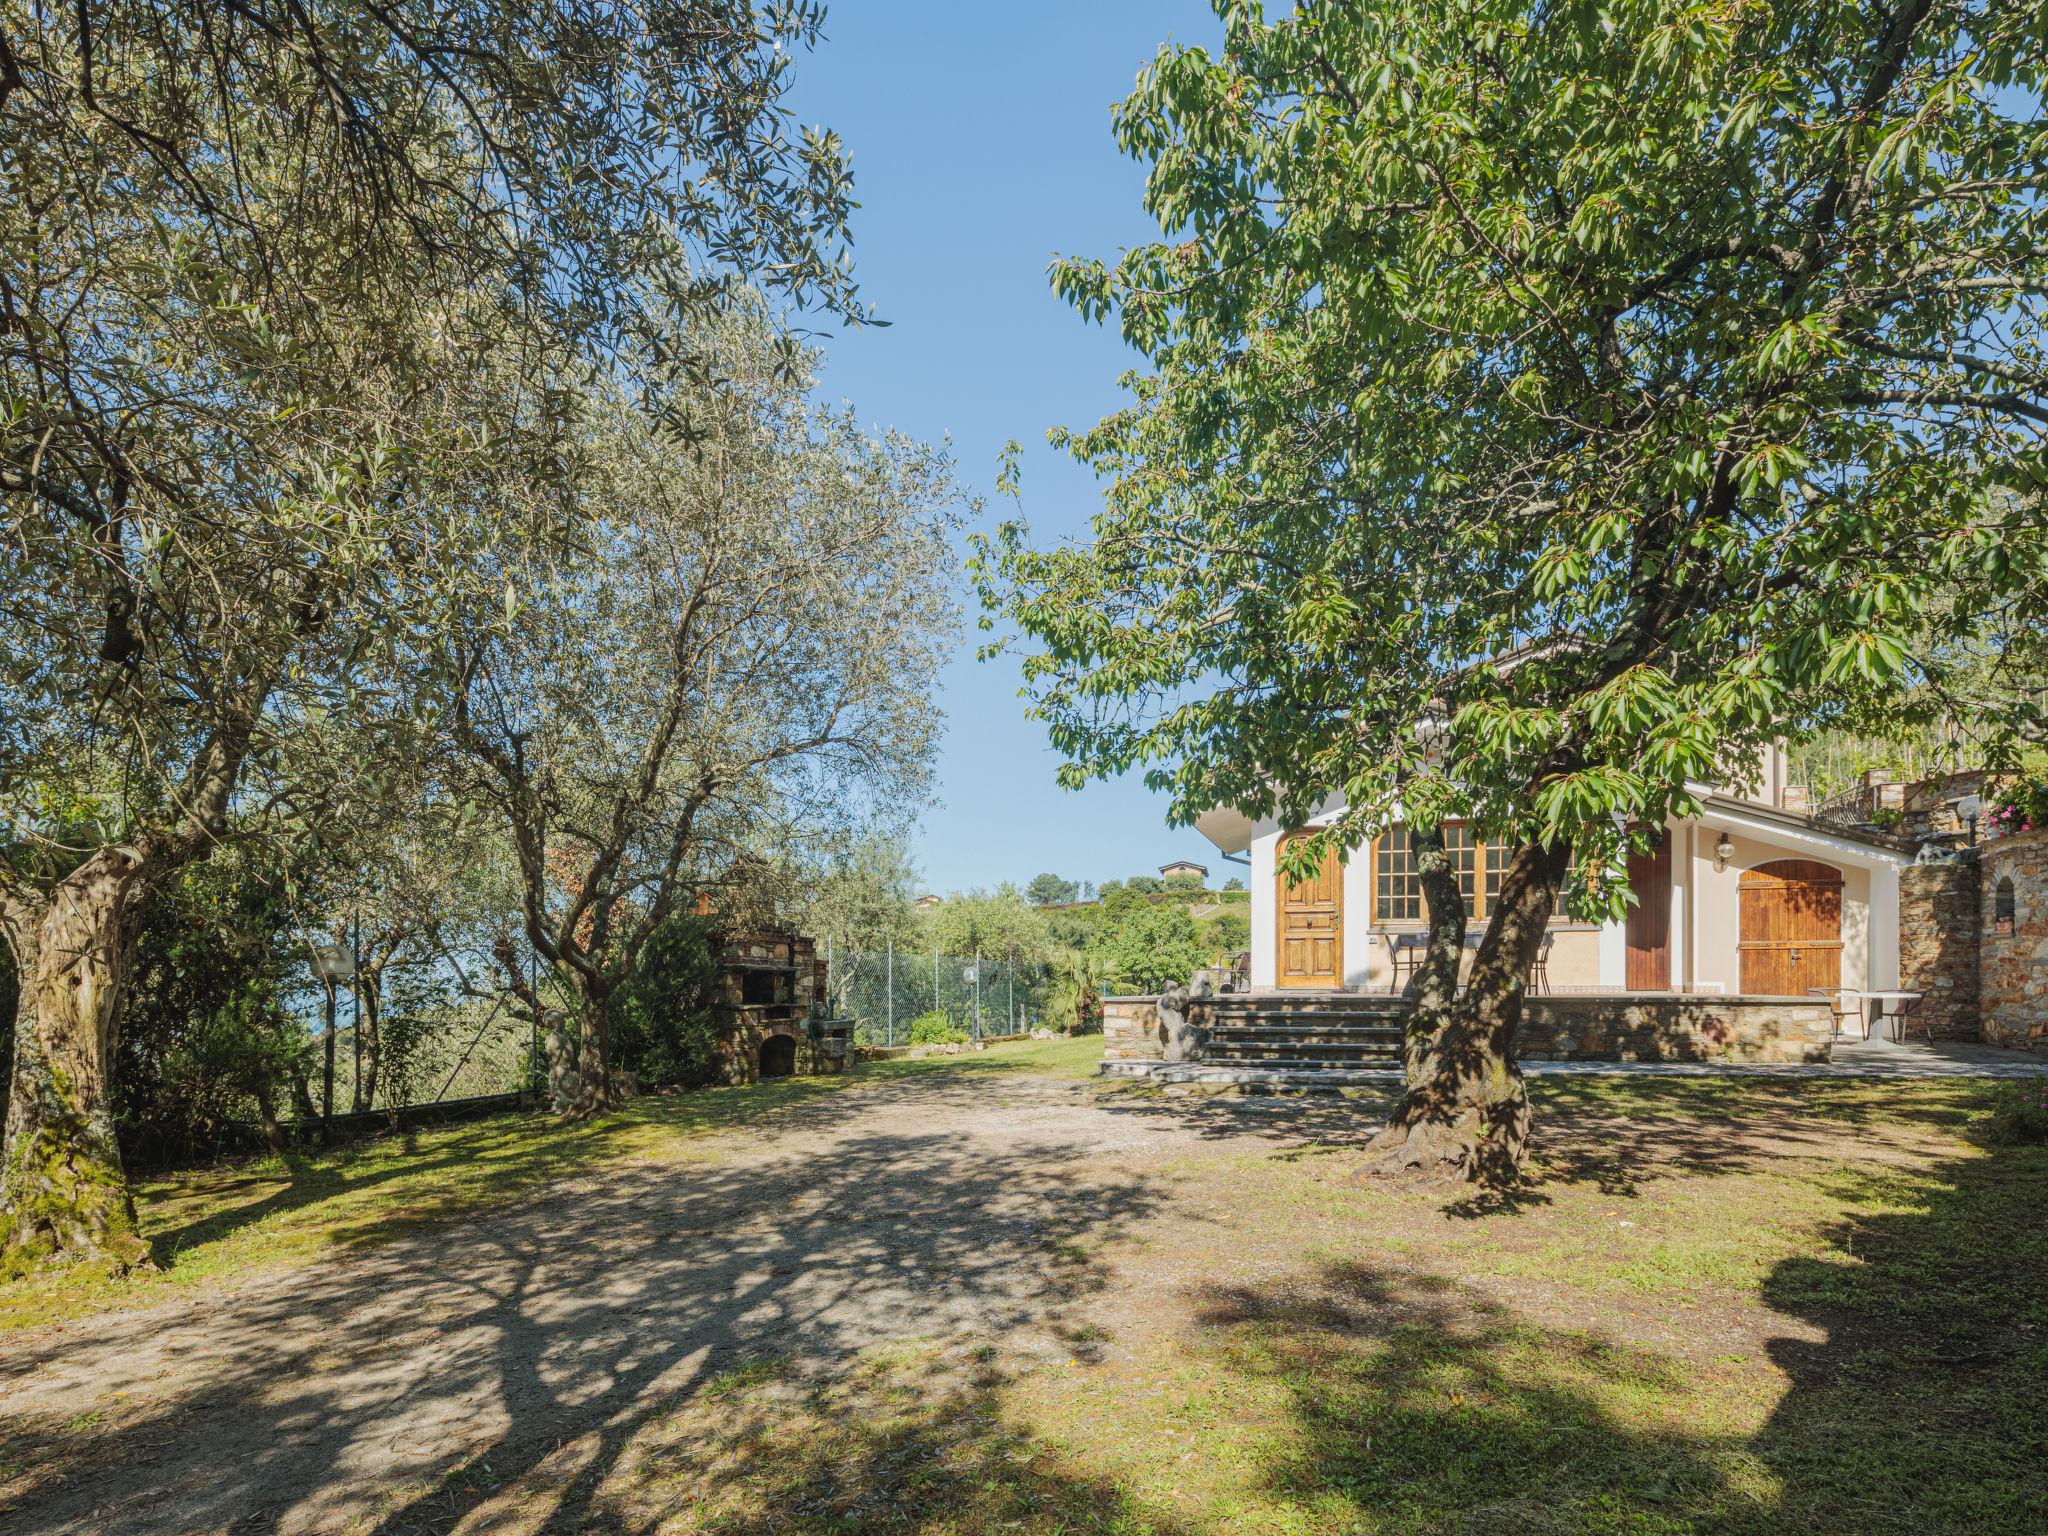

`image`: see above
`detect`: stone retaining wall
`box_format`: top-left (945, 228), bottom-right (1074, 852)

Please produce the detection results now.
top-left (1102, 991), bottom-right (1832, 1064)
top-left (1102, 996), bottom-right (1162, 1062)
top-left (1980, 829), bottom-right (2048, 1051)
top-left (1518, 995), bottom-right (1833, 1064)
top-left (1900, 857), bottom-right (1982, 1040)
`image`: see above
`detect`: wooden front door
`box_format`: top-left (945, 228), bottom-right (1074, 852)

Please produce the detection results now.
top-left (1625, 832), bottom-right (1673, 990)
top-left (1276, 833), bottom-right (1342, 989)
top-left (1738, 859), bottom-right (1844, 995)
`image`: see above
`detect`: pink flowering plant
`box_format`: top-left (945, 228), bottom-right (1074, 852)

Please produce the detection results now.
top-left (1989, 775), bottom-right (2048, 838)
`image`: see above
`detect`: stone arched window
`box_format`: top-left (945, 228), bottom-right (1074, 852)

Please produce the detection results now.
top-left (1994, 875), bottom-right (2017, 936)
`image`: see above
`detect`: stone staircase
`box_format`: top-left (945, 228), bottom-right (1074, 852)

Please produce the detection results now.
top-left (1099, 991), bottom-right (1408, 1083)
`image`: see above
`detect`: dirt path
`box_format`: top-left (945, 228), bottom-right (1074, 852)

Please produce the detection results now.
top-left (0, 1073), bottom-right (1358, 1535)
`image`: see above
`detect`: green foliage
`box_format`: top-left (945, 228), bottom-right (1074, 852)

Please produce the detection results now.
top-left (906, 1011), bottom-right (968, 1046)
top-left (1990, 773), bottom-right (2048, 836)
top-left (1984, 1078), bottom-right (2048, 1144)
top-left (1201, 908), bottom-right (1251, 958)
top-left (1222, 875), bottom-right (1246, 893)
top-left (1025, 873), bottom-right (1081, 906)
top-left (918, 886), bottom-right (1052, 965)
top-left (117, 856), bottom-right (315, 1166)
top-left (978, 0), bottom-right (2048, 922)
top-left (1090, 903), bottom-right (1204, 994)
top-left (1042, 949), bottom-right (1107, 1035)
top-left (610, 914), bottom-right (722, 1091)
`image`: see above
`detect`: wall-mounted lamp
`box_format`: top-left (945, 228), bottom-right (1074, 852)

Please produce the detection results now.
top-left (1713, 832), bottom-right (1736, 873)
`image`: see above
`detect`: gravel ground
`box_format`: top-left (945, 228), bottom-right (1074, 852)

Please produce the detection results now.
top-left (0, 1072), bottom-right (1329, 1536)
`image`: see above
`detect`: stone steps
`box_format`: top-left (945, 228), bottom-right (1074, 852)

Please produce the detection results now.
top-left (1192, 994), bottom-right (1406, 1068)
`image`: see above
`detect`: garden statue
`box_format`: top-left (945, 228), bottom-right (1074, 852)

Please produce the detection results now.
top-left (1158, 978), bottom-right (1204, 1064)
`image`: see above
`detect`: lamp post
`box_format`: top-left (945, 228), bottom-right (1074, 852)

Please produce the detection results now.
top-left (1957, 794), bottom-right (1984, 847)
top-left (311, 938), bottom-right (357, 1141)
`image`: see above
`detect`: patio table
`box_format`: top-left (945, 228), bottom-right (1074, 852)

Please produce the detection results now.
top-left (1810, 988), bottom-right (1927, 1044)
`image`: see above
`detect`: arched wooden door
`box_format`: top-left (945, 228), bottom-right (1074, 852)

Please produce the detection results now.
top-left (1276, 833), bottom-right (1342, 989)
top-left (1738, 859), bottom-right (1844, 995)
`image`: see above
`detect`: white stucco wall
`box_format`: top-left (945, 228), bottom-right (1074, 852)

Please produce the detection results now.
top-left (1688, 827), bottom-right (1872, 993)
top-left (1233, 799), bottom-right (1906, 996)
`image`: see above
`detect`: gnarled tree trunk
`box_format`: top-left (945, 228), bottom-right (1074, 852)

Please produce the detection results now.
top-left (0, 851), bottom-right (154, 1273)
top-left (1364, 836), bottom-right (1572, 1185)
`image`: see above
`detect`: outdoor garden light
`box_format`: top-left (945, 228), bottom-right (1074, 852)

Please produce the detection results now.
top-left (310, 939), bottom-right (356, 984)
top-left (1956, 794), bottom-right (1985, 847)
top-left (1713, 833), bottom-right (1736, 872)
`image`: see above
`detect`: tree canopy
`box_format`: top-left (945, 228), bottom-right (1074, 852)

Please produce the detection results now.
top-left (978, 0), bottom-right (2048, 1180)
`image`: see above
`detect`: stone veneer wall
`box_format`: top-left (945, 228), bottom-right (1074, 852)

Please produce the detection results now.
top-left (1517, 995), bottom-right (1833, 1064)
top-left (1101, 992), bottom-right (1831, 1064)
top-left (1102, 995), bottom-right (1162, 1062)
top-left (1900, 857), bottom-right (1982, 1040)
top-left (1979, 828), bottom-right (2048, 1051)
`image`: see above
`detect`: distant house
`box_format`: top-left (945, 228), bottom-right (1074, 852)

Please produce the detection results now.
top-left (1159, 859), bottom-right (1209, 884)
top-left (914, 894), bottom-right (942, 910)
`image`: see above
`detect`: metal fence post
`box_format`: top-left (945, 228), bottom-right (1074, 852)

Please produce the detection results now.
top-left (886, 938), bottom-right (894, 1046)
top-left (934, 946), bottom-right (941, 1023)
top-left (973, 946), bottom-right (981, 1039)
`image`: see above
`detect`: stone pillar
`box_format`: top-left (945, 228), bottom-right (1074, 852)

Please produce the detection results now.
top-left (1979, 830), bottom-right (2048, 1052)
top-left (1898, 858), bottom-right (1980, 1040)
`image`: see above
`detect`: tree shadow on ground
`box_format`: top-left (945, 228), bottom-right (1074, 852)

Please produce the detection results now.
top-left (1168, 1122), bottom-right (2048, 1533)
top-left (130, 1049), bottom-right (1091, 1270)
top-left (1744, 1128), bottom-right (2048, 1533)
top-left (0, 1073), bottom-right (1164, 1535)
top-left (1099, 1073), bottom-right (2002, 1218)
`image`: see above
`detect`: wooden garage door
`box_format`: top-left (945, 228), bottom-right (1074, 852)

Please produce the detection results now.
top-left (1738, 859), bottom-right (1843, 995)
top-left (1276, 833), bottom-right (1342, 989)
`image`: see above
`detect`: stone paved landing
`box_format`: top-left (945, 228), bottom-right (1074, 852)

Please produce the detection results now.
top-left (1101, 1035), bottom-right (2047, 1090)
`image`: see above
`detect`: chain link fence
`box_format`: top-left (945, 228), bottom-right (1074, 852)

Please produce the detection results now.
top-left (825, 945), bottom-right (1054, 1046)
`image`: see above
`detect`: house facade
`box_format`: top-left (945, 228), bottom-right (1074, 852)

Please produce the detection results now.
top-left (1195, 747), bottom-right (1917, 998)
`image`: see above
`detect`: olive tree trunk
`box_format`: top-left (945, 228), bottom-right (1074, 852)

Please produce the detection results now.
top-left (1364, 836), bottom-right (1572, 1184)
top-left (564, 974), bottom-right (615, 1118)
top-left (0, 851), bottom-right (154, 1273)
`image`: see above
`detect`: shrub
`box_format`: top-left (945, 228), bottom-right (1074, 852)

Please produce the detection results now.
top-left (1985, 1077), bottom-right (2048, 1144)
top-left (1990, 773), bottom-right (2048, 838)
top-left (907, 1010), bottom-right (968, 1045)
top-left (1092, 902), bottom-right (1205, 993)
top-left (611, 913), bottom-right (721, 1089)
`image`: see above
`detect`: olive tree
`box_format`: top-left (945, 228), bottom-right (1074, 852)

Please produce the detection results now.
top-left (448, 306), bottom-right (960, 1114)
top-left (1, 0), bottom-right (867, 1268)
top-left (980, 0), bottom-right (2048, 1182)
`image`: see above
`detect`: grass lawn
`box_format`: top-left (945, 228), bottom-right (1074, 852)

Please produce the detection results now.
top-left (0, 1033), bottom-right (1105, 1333)
top-left (479, 1073), bottom-right (2044, 1536)
top-left (5, 1044), bottom-right (2043, 1536)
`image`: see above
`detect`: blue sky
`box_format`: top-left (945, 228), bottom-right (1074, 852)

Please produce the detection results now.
top-left (790, 4), bottom-right (1231, 897)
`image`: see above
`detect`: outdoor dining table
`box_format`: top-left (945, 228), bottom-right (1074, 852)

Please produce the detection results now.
top-left (1809, 988), bottom-right (1927, 1044)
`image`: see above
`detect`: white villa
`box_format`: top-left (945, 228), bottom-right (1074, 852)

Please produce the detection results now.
top-left (1194, 747), bottom-right (1917, 999)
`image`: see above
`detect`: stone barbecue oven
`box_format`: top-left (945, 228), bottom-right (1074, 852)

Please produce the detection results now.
top-left (712, 929), bottom-right (853, 1083)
